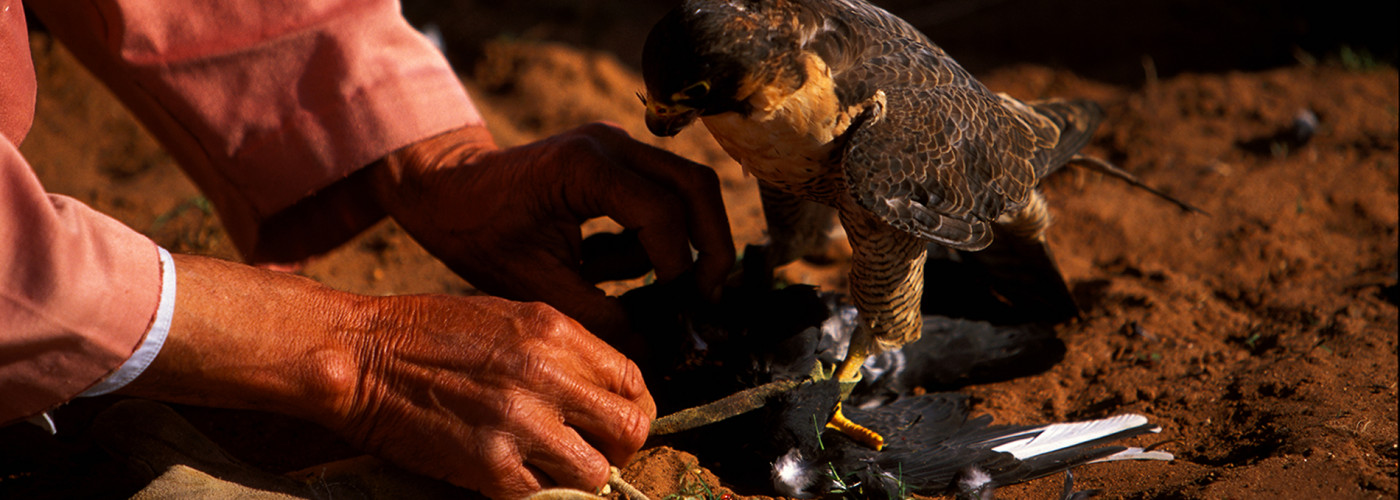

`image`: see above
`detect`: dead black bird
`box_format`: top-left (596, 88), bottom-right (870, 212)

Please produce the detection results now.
top-left (766, 379), bottom-right (1171, 499)
top-left (620, 249), bottom-right (1169, 498)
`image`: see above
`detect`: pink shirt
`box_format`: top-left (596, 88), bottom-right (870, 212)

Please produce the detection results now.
top-left (1, 0), bottom-right (482, 423)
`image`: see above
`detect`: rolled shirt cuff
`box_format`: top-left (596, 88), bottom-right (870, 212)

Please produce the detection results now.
top-left (78, 246), bottom-right (176, 397)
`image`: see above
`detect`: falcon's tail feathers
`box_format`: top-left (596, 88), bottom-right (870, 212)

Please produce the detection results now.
top-left (1029, 99), bottom-right (1104, 174)
top-left (1030, 99), bottom-right (1205, 214)
top-left (1068, 155), bottom-right (1208, 214)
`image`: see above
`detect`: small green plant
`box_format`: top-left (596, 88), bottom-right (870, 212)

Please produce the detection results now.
top-left (819, 461), bottom-right (911, 500)
top-left (1133, 351), bottom-right (1163, 364)
top-left (663, 462), bottom-right (725, 500)
top-left (822, 462), bottom-right (856, 496)
top-left (892, 462), bottom-right (907, 500)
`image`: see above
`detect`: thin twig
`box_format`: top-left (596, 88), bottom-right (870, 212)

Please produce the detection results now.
top-left (648, 378), bottom-right (801, 436)
top-left (609, 467), bottom-right (651, 500)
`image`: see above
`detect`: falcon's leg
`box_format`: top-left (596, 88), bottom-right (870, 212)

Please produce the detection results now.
top-left (834, 207), bottom-right (928, 382)
top-left (826, 207), bottom-right (927, 450)
top-left (758, 181), bottom-right (839, 269)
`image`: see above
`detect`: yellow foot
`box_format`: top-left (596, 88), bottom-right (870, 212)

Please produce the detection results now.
top-left (827, 326), bottom-right (883, 450)
top-left (825, 402), bottom-right (885, 451)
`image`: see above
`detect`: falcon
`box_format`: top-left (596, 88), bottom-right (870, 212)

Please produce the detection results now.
top-left (641, 0), bottom-right (1123, 439)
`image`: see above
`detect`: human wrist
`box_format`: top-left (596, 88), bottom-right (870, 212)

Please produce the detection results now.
top-left (113, 254), bottom-right (371, 426)
top-left (278, 292), bottom-right (381, 427)
top-left (368, 124), bottom-right (498, 220)
top-left (79, 247), bottom-right (179, 397)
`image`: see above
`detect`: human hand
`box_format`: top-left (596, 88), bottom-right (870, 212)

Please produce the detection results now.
top-left (370, 124), bottom-right (735, 344)
top-left (122, 255), bottom-right (653, 499)
top-left (330, 294), bottom-right (655, 498)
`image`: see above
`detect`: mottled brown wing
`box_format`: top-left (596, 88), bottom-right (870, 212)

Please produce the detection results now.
top-left (791, 0), bottom-right (1058, 249)
top-left (798, 0), bottom-right (985, 106)
top-left (841, 84), bottom-right (1053, 251)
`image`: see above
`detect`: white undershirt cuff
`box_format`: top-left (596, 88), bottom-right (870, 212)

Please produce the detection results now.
top-left (78, 246), bottom-right (176, 397)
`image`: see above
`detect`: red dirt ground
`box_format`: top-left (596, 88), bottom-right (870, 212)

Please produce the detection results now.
top-left (9, 2), bottom-right (1397, 499)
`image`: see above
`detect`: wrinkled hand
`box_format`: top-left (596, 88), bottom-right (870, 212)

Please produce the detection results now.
top-left (371, 123), bottom-right (735, 343)
top-left (123, 255), bottom-right (653, 500)
top-left (332, 294), bottom-right (654, 499)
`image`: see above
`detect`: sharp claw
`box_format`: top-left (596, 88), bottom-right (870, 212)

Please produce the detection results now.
top-left (825, 402), bottom-right (885, 450)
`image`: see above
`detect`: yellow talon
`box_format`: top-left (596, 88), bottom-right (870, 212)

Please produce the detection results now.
top-left (825, 324), bottom-right (883, 450)
top-left (825, 402), bottom-right (885, 451)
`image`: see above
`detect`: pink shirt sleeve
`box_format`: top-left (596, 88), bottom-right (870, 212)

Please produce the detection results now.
top-left (0, 1), bottom-right (33, 145)
top-left (0, 0), bottom-right (481, 422)
top-left (0, 133), bottom-right (162, 423)
top-left (27, 0), bottom-right (484, 265)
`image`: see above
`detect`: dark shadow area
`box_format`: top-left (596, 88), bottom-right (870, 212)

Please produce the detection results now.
top-left (878, 0), bottom-right (1397, 84)
top-left (402, 0), bottom-right (1397, 85)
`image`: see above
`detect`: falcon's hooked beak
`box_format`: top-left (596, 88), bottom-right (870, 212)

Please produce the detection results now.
top-left (642, 92), bottom-right (699, 137)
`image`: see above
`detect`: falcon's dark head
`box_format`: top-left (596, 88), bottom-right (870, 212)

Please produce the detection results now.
top-left (641, 0), bottom-right (802, 136)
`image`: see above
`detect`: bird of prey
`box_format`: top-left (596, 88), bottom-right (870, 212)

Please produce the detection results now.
top-left (640, 0), bottom-right (1117, 438)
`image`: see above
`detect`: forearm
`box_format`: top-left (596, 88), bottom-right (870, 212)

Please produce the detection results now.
top-left (117, 254), bottom-right (366, 423)
top-left (28, 0), bottom-right (481, 264)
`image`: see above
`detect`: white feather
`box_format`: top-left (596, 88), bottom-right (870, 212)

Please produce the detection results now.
top-left (685, 320), bottom-right (709, 352)
top-left (817, 306), bottom-right (857, 358)
top-left (990, 414), bottom-right (1158, 460)
top-left (1088, 447), bottom-right (1175, 463)
top-left (958, 466), bottom-right (993, 492)
top-left (772, 448), bottom-right (819, 499)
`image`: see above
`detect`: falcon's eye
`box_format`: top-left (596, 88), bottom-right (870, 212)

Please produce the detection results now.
top-left (671, 80), bottom-right (711, 102)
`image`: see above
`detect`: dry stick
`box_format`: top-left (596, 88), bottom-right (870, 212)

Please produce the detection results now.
top-left (608, 467), bottom-right (650, 500)
top-left (601, 380), bottom-right (800, 500)
top-left (648, 378), bottom-right (802, 436)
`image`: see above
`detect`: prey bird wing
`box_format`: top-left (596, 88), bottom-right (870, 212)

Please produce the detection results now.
top-left (771, 380), bottom-right (1171, 499)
